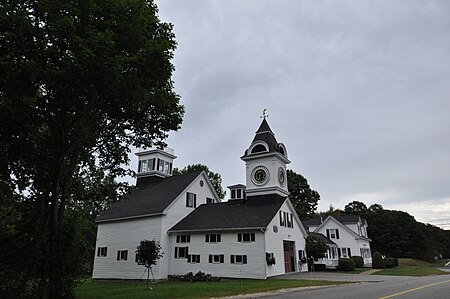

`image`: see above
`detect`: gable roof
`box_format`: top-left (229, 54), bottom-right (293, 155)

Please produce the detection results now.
top-left (314, 215), bottom-right (371, 241)
top-left (304, 215), bottom-right (367, 228)
top-left (169, 194), bottom-right (287, 232)
top-left (308, 232), bottom-right (337, 246)
top-left (96, 171), bottom-right (204, 222)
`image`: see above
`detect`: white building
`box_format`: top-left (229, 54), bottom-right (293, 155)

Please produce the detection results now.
top-left (304, 214), bottom-right (372, 268)
top-left (92, 118), bottom-right (309, 280)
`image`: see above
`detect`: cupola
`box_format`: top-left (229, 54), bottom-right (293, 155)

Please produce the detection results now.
top-left (135, 147), bottom-right (176, 179)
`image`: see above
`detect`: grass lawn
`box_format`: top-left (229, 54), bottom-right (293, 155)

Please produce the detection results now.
top-left (76, 279), bottom-right (346, 299)
top-left (373, 258), bottom-right (450, 277)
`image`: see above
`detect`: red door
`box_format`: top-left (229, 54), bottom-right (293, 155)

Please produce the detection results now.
top-left (283, 241), bottom-right (295, 273)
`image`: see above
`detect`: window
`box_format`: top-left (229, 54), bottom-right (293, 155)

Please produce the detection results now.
top-left (339, 247), bottom-right (351, 258)
top-left (360, 248), bottom-right (371, 258)
top-left (138, 158), bottom-right (155, 173)
top-left (236, 189), bottom-right (242, 199)
top-left (206, 197), bottom-right (214, 204)
top-left (205, 234), bottom-right (221, 243)
top-left (231, 189), bottom-right (236, 199)
top-left (97, 247), bottom-right (107, 257)
top-left (117, 250), bottom-right (128, 261)
top-left (187, 254), bottom-right (200, 263)
top-left (231, 255), bottom-right (247, 264)
top-left (176, 234), bottom-right (191, 243)
top-left (157, 158), bottom-right (172, 174)
top-left (298, 250), bottom-right (306, 260)
top-left (237, 233), bottom-right (255, 242)
top-left (326, 228), bottom-right (340, 239)
top-left (209, 254), bottom-right (224, 264)
top-left (280, 211), bottom-right (293, 228)
top-left (186, 192), bottom-right (196, 208)
top-left (175, 247), bottom-right (189, 258)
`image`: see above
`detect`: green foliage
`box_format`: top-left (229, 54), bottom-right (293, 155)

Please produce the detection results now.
top-left (344, 201), bottom-right (367, 214)
top-left (0, 0), bottom-right (183, 297)
top-left (173, 164), bottom-right (225, 199)
top-left (287, 170), bottom-right (320, 218)
top-left (136, 240), bottom-right (163, 268)
top-left (338, 258), bottom-right (355, 271)
top-left (314, 264), bottom-right (327, 271)
top-left (385, 258), bottom-right (396, 268)
top-left (306, 235), bottom-right (328, 260)
top-left (350, 256), bottom-right (364, 268)
top-left (372, 251), bottom-right (385, 269)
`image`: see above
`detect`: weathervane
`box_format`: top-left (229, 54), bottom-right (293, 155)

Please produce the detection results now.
top-left (261, 108), bottom-right (269, 119)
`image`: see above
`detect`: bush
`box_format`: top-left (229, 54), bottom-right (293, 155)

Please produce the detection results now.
top-left (339, 258), bottom-right (355, 271)
top-left (314, 264), bottom-right (327, 271)
top-left (168, 271), bottom-right (220, 282)
top-left (350, 256), bottom-right (364, 268)
top-left (372, 251), bottom-right (385, 269)
top-left (385, 258), bottom-right (396, 268)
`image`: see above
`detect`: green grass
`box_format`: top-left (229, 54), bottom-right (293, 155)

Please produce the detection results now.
top-left (373, 265), bottom-right (448, 277)
top-left (76, 279), bottom-right (345, 299)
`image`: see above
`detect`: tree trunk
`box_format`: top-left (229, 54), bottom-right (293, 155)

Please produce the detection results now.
top-left (49, 180), bottom-right (64, 299)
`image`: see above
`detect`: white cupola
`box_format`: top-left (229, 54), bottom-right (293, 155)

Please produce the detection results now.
top-left (135, 147), bottom-right (176, 179)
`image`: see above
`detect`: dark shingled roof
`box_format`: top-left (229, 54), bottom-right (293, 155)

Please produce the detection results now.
top-left (169, 194), bottom-right (287, 232)
top-left (242, 119), bottom-right (287, 158)
top-left (303, 215), bottom-right (367, 228)
top-left (96, 171), bottom-right (203, 222)
top-left (308, 232), bottom-right (337, 246)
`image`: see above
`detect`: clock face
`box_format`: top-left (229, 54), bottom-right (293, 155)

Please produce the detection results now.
top-left (278, 167), bottom-right (285, 186)
top-left (251, 166), bottom-right (270, 186)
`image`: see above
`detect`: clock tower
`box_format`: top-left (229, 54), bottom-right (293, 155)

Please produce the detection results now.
top-left (241, 116), bottom-right (290, 197)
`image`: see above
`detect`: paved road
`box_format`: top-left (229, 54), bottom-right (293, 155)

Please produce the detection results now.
top-left (263, 271), bottom-right (450, 299)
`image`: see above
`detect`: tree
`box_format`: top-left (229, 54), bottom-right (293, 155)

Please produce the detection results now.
top-left (0, 0), bottom-right (183, 297)
top-left (136, 240), bottom-right (163, 290)
top-left (287, 170), bottom-right (320, 218)
top-left (344, 201), bottom-right (368, 215)
top-left (173, 164), bottom-right (225, 199)
top-left (305, 235), bottom-right (328, 260)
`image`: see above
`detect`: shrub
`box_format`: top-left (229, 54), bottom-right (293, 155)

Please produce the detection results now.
top-left (385, 258), bottom-right (396, 268)
top-left (339, 258), bottom-right (355, 271)
top-left (350, 256), bottom-right (364, 268)
top-left (314, 264), bottom-right (327, 271)
top-left (372, 251), bottom-right (385, 269)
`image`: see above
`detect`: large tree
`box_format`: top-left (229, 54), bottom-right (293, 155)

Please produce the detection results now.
top-left (287, 169), bottom-right (320, 219)
top-left (0, 0), bottom-right (183, 297)
top-left (173, 164), bottom-right (225, 199)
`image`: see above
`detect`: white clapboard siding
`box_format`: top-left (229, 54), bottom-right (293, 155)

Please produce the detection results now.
top-left (265, 200), bottom-right (308, 277)
top-left (93, 216), bottom-right (162, 279)
top-left (169, 231), bottom-right (266, 279)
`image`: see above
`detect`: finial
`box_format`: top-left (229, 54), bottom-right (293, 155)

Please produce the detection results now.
top-left (261, 108), bottom-right (269, 119)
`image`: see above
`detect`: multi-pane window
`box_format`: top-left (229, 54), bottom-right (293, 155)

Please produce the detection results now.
top-left (176, 234), bottom-right (191, 243)
top-left (206, 197), bottom-right (214, 204)
top-left (237, 233), bottom-right (255, 242)
top-left (187, 254), bottom-right (200, 263)
top-left (339, 247), bottom-right (351, 258)
top-left (326, 228), bottom-right (340, 239)
top-left (157, 159), bottom-right (172, 175)
top-left (280, 211), bottom-right (294, 228)
top-left (230, 255), bottom-right (247, 264)
top-left (175, 247), bottom-right (189, 258)
top-left (117, 250), bottom-right (128, 261)
top-left (208, 254), bottom-right (224, 264)
top-left (97, 247), bottom-right (107, 257)
top-left (360, 248), bottom-right (371, 258)
top-left (186, 192), bottom-right (197, 208)
top-left (139, 158), bottom-right (155, 173)
top-left (205, 234), bottom-right (221, 243)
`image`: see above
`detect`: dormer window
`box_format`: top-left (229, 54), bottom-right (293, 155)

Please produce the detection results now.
top-left (251, 144), bottom-right (267, 154)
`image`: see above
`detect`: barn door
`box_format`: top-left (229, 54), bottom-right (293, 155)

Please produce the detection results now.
top-left (283, 241), bottom-right (295, 273)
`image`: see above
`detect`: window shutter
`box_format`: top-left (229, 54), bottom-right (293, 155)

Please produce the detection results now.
top-left (138, 161), bottom-right (141, 172)
top-left (186, 194), bottom-right (189, 207)
top-left (338, 248), bottom-right (341, 257)
top-left (185, 247), bottom-right (189, 257)
top-left (124, 251), bottom-right (128, 260)
top-left (117, 251), bottom-right (120, 260)
top-left (105, 247), bottom-right (107, 256)
top-left (176, 235), bottom-right (180, 243)
top-left (326, 229), bottom-right (330, 239)
top-left (209, 255), bottom-right (212, 263)
top-left (187, 235), bottom-right (191, 243)
top-left (348, 248), bottom-right (351, 257)
top-left (187, 255), bottom-right (191, 263)
top-left (205, 235), bottom-right (209, 242)
top-left (336, 229), bottom-right (340, 239)
top-left (217, 234), bottom-right (221, 242)
top-left (220, 255), bottom-right (224, 263)
top-left (194, 194), bottom-right (197, 208)
top-left (231, 255), bottom-right (235, 264)
top-left (97, 248), bottom-right (100, 257)
top-left (238, 234), bottom-right (242, 242)
top-left (251, 233), bottom-right (255, 242)
top-left (243, 255), bottom-right (247, 264)
top-left (175, 247), bottom-right (178, 258)
top-left (280, 211), bottom-right (283, 226)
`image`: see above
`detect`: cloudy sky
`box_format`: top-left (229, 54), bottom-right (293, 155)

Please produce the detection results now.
top-left (133, 0), bottom-right (450, 228)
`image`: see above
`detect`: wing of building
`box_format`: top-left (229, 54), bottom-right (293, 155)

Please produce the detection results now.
top-left (304, 214), bottom-right (372, 268)
top-left (92, 118), bottom-right (309, 280)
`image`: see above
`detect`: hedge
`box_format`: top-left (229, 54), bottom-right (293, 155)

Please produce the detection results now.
top-left (338, 258), bottom-right (355, 271)
top-left (350, 256), bottom-right (364, 268)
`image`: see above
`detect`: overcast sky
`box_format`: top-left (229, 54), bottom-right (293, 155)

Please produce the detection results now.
top-left (132, 0), bottom-right (450, 229)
